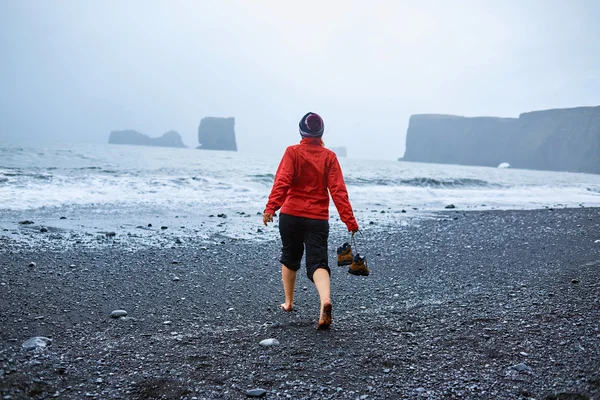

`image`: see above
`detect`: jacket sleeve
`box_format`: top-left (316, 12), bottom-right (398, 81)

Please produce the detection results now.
top-left (265, 148), bottom-right (295, 215)
top-left (327, 155), bottom-right (359, 232)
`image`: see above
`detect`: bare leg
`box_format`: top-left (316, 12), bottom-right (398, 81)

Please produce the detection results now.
top-left (313, 268), bottom-right (332, 329)
top-left (281, 264), bottom-right (297, 311)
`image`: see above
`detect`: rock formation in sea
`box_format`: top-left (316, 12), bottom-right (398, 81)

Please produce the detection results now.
top-left (401, 106), bottom-right (600, 174)
top-left (108, 130), bottom-right (187, 148)
top-left (197, 117), bottom-right (237, 151)
top-left (329, 146), bottom-right (347, 157)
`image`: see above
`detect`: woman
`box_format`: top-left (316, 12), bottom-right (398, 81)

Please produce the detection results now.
top-left (263, 112), bottom-right (359, 329)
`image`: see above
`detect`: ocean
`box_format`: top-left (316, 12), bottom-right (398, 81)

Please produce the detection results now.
top-left (1, 142), bottom-right (599, 242)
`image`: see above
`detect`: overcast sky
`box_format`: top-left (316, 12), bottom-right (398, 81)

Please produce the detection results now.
top-left (1, 0), bottom-right (599, 159)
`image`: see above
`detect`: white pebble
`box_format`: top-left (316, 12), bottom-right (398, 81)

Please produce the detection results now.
top-left (259, 338), bottom-right (279, 346)
top-left (22, 336), bottom-right (52, 351)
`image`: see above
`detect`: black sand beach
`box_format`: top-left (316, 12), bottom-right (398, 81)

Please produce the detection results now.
top-left (1, 208), bottom-right (599, 399)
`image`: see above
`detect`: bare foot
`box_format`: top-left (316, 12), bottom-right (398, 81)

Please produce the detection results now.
top-left (317, 302), bottom-right (332, 330)
top-left (280, 302), bottom-right (293, 312)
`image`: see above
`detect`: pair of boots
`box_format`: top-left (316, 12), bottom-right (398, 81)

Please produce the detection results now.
top-left (336, 242), bottom-right (369, 276)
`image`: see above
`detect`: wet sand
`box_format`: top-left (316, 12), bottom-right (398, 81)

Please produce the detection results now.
top-left (1, 208), bottom-right (599, 399)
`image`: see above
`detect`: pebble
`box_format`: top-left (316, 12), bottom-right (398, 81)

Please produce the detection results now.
top-left (259, 338), bottom-right (279, 347)
top-left (69, 264), bottom-right (76, 268)
top-left (172, 276), bottom-right (180, 282)
top-left (40, 227), bottom-right (48, 233)
top-left (175, 238), bottom-right (183, 244)
top-left (218, 213), bottom-right (227, 218)
top-left (22, 336), bottom-right (52, 351)
top-left (19, 220), bottom-right (34, 225)
top-left (520, 352), bottom-right (529, 357)
top-left (415, 387), bottom-right (426, 393)
top-left (571, 279), bottom-right (580, 284)
top-left (246, 388), bottom-right (267, 397)
top-left (511, 362), bottom-right (531, 372)
top-left (105, 232), bottom-right (116, 237)
top-left (28, 262), bottom-right (36, 267)
top-left (445, 204), bottom-right (456, 209)
top-left (161, 226), bottom-right (168, 230)
top-left (110, 310), bottom-right (128, 318)
top-left (60, 216), bottom-right (67, 220)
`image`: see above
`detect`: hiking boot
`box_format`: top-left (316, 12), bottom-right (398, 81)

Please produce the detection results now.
top-left (336, 242), bottom-right (353, 266)
top-left (348, 253), bottom-right (369, 276)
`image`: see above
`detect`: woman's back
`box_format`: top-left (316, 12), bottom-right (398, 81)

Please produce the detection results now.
top-left (283, 139), bottom-right (334, 218)
top-left (266, 138), bottom-right (357, 230)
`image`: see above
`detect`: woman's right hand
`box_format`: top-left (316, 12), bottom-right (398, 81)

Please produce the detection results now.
top-left (263, 212), bottom-right (273, 226)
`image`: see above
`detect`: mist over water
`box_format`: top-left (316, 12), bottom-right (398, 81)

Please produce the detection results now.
top-left (2, 1), bottom-right (599, 160)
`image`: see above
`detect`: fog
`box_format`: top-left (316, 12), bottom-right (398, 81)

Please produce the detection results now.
top-left (1, 0), bottom-right (598, 159)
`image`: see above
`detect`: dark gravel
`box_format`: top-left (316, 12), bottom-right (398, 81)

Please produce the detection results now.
top-left (1, 208), bottom-right (599, 399)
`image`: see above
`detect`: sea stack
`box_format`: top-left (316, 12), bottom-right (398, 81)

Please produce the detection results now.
top-left (197, 117), bottom-right (237, 151)
top-left (108, 130), bottom-right (187, 148)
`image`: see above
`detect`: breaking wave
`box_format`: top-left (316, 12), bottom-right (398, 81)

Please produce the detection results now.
top-left (248, 173), bottom-right (275, 185)
top-left (345, 177), bottom-right (500, 188)
top-left (587, 187), bottom-right (600, 194)
top-left (247, 174), bottom-right (498, 189)
top-left (0, 169), bottom-right (53, 181)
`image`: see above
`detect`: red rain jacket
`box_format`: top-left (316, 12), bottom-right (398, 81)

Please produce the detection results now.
top-left (265, 138), bottom-right (359, 232)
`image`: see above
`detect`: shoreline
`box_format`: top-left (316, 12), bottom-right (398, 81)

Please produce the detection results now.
top-left (0, 204), bottom-right (595, 251)
top-left (1, 207), bottom-right (599, 399)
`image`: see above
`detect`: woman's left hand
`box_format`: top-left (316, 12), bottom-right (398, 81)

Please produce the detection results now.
top-left (263, 213), bottom-right (273, 226)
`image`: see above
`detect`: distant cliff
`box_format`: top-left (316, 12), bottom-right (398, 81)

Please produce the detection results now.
top-left (197, 117), bottom-right (237, 151)
top-left (109, 130), bottom-right (186, 148)
top-left (402, 106), bottom-right (600, 174)
top-left (329, 146), bottom-right (347, 157)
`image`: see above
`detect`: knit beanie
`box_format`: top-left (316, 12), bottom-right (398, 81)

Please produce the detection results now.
top-left (299, 112), bottom-right (324, 138)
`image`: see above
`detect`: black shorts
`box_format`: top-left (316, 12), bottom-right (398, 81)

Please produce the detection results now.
top-left (278, 213), bottom-right (330, 282)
